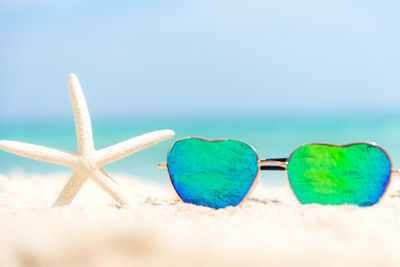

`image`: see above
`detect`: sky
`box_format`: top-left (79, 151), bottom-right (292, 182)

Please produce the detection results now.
top-left (1, 0), bottom-right (400, 119)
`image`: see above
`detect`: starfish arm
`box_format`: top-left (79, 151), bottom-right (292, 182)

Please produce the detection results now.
top-left (96, 130), bottom-right (175, 166)
top-left (91, 169), bottom-right (136, 206)
top-left (53, 171), bottom-right (87, 206)
top-left (68, 73), bottom-right (95, 155)
top-left (0, 140), bottom-right (76, 167)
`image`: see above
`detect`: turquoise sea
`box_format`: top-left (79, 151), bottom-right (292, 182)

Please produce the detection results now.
top-left (1, 113), bottom-right (400, 186)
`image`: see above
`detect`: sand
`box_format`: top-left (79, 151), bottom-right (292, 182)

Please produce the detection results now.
top-left (0, 172), bottom-right (399, 267)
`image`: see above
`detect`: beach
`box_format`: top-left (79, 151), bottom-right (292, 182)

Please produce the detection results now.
top-left (3, 0), bottom-right (400, 266)
top-left (0, 171), bottom-right (399, 267)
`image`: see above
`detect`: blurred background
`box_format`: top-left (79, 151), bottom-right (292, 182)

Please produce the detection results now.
top-left (1, 1), bottom-right (400, 185)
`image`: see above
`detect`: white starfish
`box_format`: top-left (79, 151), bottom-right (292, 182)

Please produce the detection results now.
top-left (0, 73), bottom-right (174, 207)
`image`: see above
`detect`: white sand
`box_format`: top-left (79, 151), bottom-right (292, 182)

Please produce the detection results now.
top-left (0, 172), bottom-right (399, 267)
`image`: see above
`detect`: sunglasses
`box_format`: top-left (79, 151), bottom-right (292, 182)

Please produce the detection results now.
top-left (158, 137), bottom-right (400, 209)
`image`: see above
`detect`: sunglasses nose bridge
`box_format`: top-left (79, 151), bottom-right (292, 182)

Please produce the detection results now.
top-left (258, 158), bottom-right (288, 170)
top-left (391, 169), bottom-right (400, 176)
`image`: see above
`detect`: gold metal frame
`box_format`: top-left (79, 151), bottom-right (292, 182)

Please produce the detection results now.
top-left (284, 142), bottom-right (398, 206)
top-left (158, 138), bottom-right (400, 207)
top-left (158, 136), bottom-right (261, 207)
top-left (258, 159), bottom-right (287, 168)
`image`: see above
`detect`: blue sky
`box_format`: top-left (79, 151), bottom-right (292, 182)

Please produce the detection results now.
top-left (1, 1), bottom-right (400, 119)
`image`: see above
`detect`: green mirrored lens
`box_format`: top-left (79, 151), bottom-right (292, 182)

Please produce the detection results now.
top-left (167, 138), bottom-right (259, 209)
top-left (287, 143), bottom-right (391, 207)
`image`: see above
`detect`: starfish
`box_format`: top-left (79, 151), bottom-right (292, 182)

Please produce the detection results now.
top-left (0, 73), bottom-right (175, 207)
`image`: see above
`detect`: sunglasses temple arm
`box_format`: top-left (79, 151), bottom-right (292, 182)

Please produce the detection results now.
top-left (259, 158), bottom-right (288, 171)
top-left (157, 163), bottom-right (168, 169)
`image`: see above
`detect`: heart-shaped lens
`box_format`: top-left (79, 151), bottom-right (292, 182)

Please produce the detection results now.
top-left (167, 138), bottom-right (259, 209)
top-left (287, 143), bottom-right (391, 207)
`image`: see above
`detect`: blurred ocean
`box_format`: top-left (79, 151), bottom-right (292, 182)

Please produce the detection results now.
top-left (1, 113), bottom-right (400, 186)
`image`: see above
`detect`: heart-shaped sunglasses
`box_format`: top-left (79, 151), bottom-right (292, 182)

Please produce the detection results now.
top-left (158, 137), bottom-right (400, 209)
